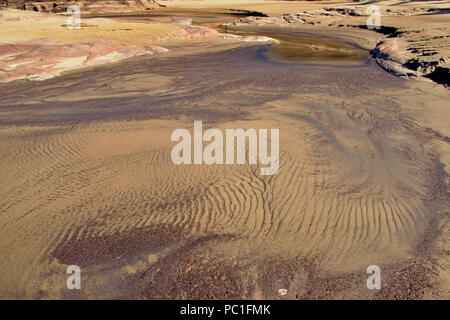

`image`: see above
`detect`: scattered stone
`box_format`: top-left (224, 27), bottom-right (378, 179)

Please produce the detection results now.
top-left (278, 288), bottom-right (288, 296)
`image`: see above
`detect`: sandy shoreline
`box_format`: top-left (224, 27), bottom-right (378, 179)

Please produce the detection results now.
top-left (0, 7), bottom-right (279, 82)
top-left (1, 1), bottom-right (449, 84)
top-left (0, 1), bottom-right (449, 300)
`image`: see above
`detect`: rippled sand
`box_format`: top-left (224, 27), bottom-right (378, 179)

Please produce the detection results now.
top-left (0, 33), bottom-right (448, 299)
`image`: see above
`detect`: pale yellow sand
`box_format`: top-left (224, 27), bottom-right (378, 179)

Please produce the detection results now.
top-left (0, 73), bottom-right (448, 299)
top-left (0, 9), bottom-right (180, 45)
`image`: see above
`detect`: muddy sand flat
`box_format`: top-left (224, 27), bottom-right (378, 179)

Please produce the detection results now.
top-left (0, 3), bottom-right (449, 300)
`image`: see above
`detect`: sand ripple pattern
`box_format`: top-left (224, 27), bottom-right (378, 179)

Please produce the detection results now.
top-left (0, 45), bottom-right (447, 299)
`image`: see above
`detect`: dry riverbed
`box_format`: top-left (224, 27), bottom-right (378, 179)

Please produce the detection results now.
top-left (0, 1), bottom-right (448, 300)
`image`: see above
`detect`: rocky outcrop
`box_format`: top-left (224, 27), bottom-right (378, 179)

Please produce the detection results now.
top-left (0, 39), bottom-right (168, 82)
top-left (1, 0), bottom-right (161, 14)
top-left (224, 7), bottom-right (446, 27)
top-left (224, 7), bottom-right (449, 86)
top-left (370, 37), bottom-right (416, 77)
top-left (371, 34), bottom-right (449, 85)
top-left (171, 17), bottom-right (276, 42)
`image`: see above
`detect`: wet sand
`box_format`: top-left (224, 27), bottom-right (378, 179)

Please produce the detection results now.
top-left (0, 5), bottom-right (449, 300)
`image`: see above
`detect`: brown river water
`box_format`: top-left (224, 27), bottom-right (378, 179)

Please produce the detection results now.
top-left (85, 9), bottom-right (369, 63)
